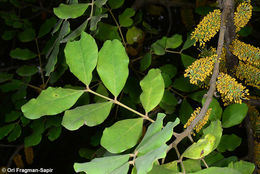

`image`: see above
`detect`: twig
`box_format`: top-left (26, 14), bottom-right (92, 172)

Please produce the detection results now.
top-left (106, 5), bottom-right (127, 47)
top-left (201, 158), bottom-right (209, 168)
top-left (85, 87), bottom-right (154, 122)
top-left (35, 38), bottom-right (45, 86)
top-left (7, 144), bottom-right (24, 168)
top-left (166, 0), bottom-right (233, 157)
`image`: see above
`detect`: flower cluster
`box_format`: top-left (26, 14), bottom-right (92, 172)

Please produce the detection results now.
top-left (230, 39), bottom-right (260, 68)
top-left (216, 73), bottom-right (249, 105)
top-left (191, 9), bottom-right (221, 47)
top-left (234, 1), bottom-right (252, 32)
top-left (184, 107), bottom-right (211, 135)
top-left (184, 54), bottom-right (217, 85)
top-left (236, 61), bottom-right (260, 89)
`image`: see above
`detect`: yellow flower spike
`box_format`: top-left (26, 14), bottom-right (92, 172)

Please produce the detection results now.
top-left (230, 39), bottom-right (260, 67)
top-left (184, 54), bottom-right (217, 85)
top-left (184, 107), bottom-right (211, 135)
top-left (216, 73), bottom-right (249, 105)
top-left (236, 61), bottom-right (260, 89)
top-left (234, 2), bottom-right (252, 32)
top-left (191, 9), bottom-right (221, 47)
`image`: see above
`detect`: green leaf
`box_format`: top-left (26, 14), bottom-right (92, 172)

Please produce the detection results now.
top-left (222, 103), bottom-right (248, 128)
top-left (181, 54), bottom-right (196, 68)
top-left (203, 120), bottom-right (222, 150)
top-left (203, 151), bottom-right (224, 167)
top-left (24, 132), bottom-right (42, 147)
top-left (159, 91), bottom-right (178, 114)
top-left (139, 53), bottom-right (151, 71)
top-left (126, 27), bottom-right (143, 44)
top-left (0, 72), bottom-right (13, 83)
top-left (135, 145), bottom-right (168, 174)
top-left (214, 156), bottom-right (238, 167)
top-left (182, 159), bottom-right (201, 173)
top-left (62, 102), bottom-right (113, 130)
top-left (96, 22), bottom-right (121, 41)
top-left (179, 99), bottom-right (193, 124)
top-left (119, 8), bottom-right (135, 27)
top-left (181, 35), bottom-right (195, 51)
top-left (90, 14), bottom-right (108, 31)
top-left (95, 0), bottom-right (108, 8)
top-left (190, 167), bottom-right (241, 174)
top-left (65, 32), bottom-right (98, 85)
top-left (202, 97), bottom-right (222, 120)
top-left (151, 37), bottom-right (167, 55)
top-left (5, 111), bottom-right (21, 123)
top-left (159, 64), bottom-right (177, 79)
top-left (74, 154), bottom-right (130, 174)
top-left (108, 0), bottom-right (124, 9)
top-left (140, 69), bottom-right (165, 113)
top-left (0, 123), bottom-right (15, 140)
top-left (10, 48), bottom-right (37, 60)
top-left (183, 134), bottom-right (216, 159)
top-left (24, 119), bottom-right (45, 147)
top-left (166, 34), bottom-right (183, 49)
top-left (97, 39), bottom-right (129, 97)
top-left (238, 25), bottom-right (252, 37)
top-left (189, 90), bottom-right (207, 103)
top-left (148, 164), bottom-right (177, 174)
top-left (217, 134), bottom-right (241, 152)
top-left (16, 65), bottom-right (38, 77)
top-left (47, 126), bottom-right (62, 141)
top-left (228, 160), bottom-right (255, 174)
top-left (18, 28), bottom-right (36, 42)
top-left (161, 161), bottom-right (179, 172)
top-left (172, 76), bottom-right (198, 92)
top-left (53, 3), bottom-right (89, 19)
top-left (8, 124), bottom-right (22, 142)
top-left (136, 117), bottom-right (180, 156)
top-left (38, 17), bottom-right (57, 38)
top-left (2, 30), bottom-right (16, 40)
top-left (21, 87), bottom-right (84, 119)
top-left (101, 118), bottom-right (143, 153)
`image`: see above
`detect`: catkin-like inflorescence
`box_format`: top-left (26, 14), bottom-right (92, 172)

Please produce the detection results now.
top-left (184, 107), bottom-right (211, 135)
top-left (234, 1), bottom-right (252, 32)
top-left (236, 61), bottom-right (260, 89)
top-left (230, 39), bottom-right (260, 68)
top-left (184, 54), bottom-right (217, 85)
top-left (191, 9), bottom-right (221, 47)
top-left (216, 73), bottom-right (249, 105)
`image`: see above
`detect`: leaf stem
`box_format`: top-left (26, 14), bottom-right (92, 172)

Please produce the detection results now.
top-left (35, 38), bottom-right (45, 86)
top-left (165, 49), bottom-right (181, 54)
top-left (85, 88), bottom-right (154, 122)
top-left (106, 5), bottom-right (127, 47)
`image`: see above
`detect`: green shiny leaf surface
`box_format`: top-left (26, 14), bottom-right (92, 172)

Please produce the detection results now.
top-left (101, 118), bottom-right (143, 153)
top-left (140, 69), bottom-right (164, 113)
top-left (183, 134), bottom-right (216, 159)
top-left (62, 102), bottom-right (113, 130)
top-left (222, 103), bottom-right (248, 128)
top-left (21, 87), bottom-right (84, 119)
top-left (65, 32), bottom-right (98, 85)
top-left (74, 154), bottom-right (129, 174)
top-left (97, 39), bottom-right (129, 97)
top-left (54, 3), bottom-right (89, 19)
top-left (10, 48), bottom-right (37, 60)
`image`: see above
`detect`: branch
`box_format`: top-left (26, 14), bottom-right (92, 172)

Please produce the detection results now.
top-left (167, 0), bottom-right (234, 154)
top-left (7, 144), bottom-right (24, 168)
